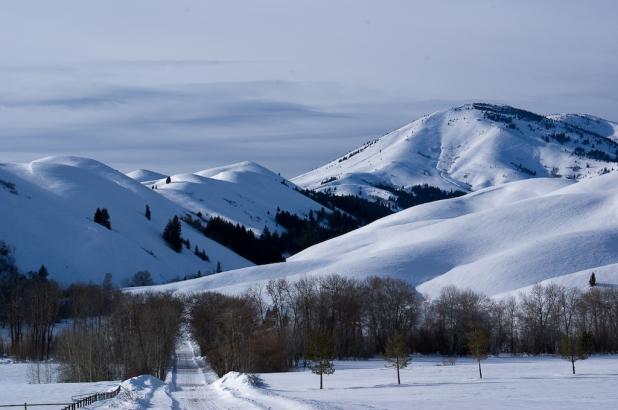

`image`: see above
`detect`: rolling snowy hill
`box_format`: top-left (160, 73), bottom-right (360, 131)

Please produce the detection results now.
top-left (293, 103), bottom-right (618, 206)
top-left (125, 169), bottom-right (168, 183)
top-left (131, 161), bottom-right (327, 233)
top-left (0, 156), bottom-right (252, 285)
top-left (143, 171), bottom-right (618, 298)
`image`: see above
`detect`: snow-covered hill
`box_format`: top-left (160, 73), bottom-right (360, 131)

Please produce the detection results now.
top-left (0, 156), bottom-right (252, 285)
top-left (128, 161), bottom-right (327, 234)
top-left (125, 169), bottom-right (167, 183)
top-left (142, 171), bottom-right (618, 297)
top-left (293, 103), bottom-right (618, 205)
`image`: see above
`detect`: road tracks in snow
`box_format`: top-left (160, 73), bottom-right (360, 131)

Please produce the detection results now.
top-left (170, 337), bottom-right (314, 410)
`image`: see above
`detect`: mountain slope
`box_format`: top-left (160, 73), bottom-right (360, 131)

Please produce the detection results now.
top-left (142, 172), bottom-right (618, 297)
top-left (0, 156), bottom-right (252, 284)
top-left (134, 161), bottom-right (328, 234)
top-left (293, 103), bottom-right (618, 205)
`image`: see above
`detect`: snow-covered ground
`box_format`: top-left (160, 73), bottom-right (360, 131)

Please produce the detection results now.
top-left (3, 330), bottom-right (615, 409)
top-left (256, 356), bottom-right (618, 410)
top-left (138, 171), bottom-right (618, 298)
top-left (293, 103), bottom-right (618, 204)
top-left (84, 350), bottom-right (618, 410)
top-left (90, 336), bottom-right (313, 410)
top-left (0, 359), bottom-right (117, 409)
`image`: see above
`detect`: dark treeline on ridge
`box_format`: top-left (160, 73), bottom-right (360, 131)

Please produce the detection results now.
top-left (182, 209), bottom-right (362, 265)
top-left (182, 185), bottom-right (465, 266)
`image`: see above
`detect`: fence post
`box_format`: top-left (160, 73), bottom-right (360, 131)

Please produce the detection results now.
top-left (24, 402), bottom-right (27, 410)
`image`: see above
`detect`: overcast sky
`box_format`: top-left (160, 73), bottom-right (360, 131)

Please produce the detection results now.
top-left (1, 0), bottom-right (617, 177)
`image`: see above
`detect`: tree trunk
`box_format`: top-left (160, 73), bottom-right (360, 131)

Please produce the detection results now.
top-left (396, 359), bottom-right (401, 385)
top-left (320, 371), bottom-right (323, 389)
top-left (478, 359), bottom-right (483, 379)
top-left (571, 357), bottom-right (576, 375)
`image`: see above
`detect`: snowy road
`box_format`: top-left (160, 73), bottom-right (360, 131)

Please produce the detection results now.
top-left (169, 338), bottom-right (313, 410)
top-left (169, 339), bottom-right (240, 410)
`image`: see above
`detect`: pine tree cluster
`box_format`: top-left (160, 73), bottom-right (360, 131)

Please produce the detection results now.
top-left (163, 216), bottom-right (183, 252)
top-left (194, 245), bottom-right (210, 261)
top-left (94, 208), bottom-right (111, 229)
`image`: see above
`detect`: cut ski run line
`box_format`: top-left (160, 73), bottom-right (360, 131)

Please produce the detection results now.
top-left (170, 337), bottom-right (315, 410)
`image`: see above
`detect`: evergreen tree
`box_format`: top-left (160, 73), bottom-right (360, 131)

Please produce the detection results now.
top-left (163, 216), bottom-right (183, 252)
top-left (165, 176), bottom-right (171, 184)
top-left (100, 208), bottom-right (111, 229)
top-left (589, 272), bottom-right (597, 287)
top-left (102, 273), bottom-right (113, 290)
top-left (307, 333), bottom-right (336, 389)
top-left (384, 332), bottom-right (410, 385)
top-left (215, 261), bottom-right (222, 273)
top-left (36, 264), bottom-right (48, 280)
top-left (145, 205), bottom-right (151, 221)
top-left (0, 240), bottom-right (18, 275)
top-left (94, 208), bottom-right (111, 229)
top-left (94, 208), bottom-right (102, 224)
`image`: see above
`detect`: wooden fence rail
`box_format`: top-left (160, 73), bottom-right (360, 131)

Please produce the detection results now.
top-left (0, 385), bottom-right (122, 410)
top-left (61, 385), bottom-right (122, 410)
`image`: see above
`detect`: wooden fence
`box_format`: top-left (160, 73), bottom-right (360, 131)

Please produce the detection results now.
top-left (61, 385), bottom-right (122, 410)
top-left (0, 385), bottom-right (121, 410)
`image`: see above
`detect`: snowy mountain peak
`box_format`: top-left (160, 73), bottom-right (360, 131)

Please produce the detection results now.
top-left (195, 160), bottom-right (286, 183)
top-left (147, 161), bottom-right (323, 234)
top-left (292, 103), bottom-right (618, 205)
top-left (126, 169), bottom-right (168, 183)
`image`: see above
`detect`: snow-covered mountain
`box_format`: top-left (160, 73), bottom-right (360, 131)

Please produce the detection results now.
top-left (0, 156), bottom-right (252, 284)
top-left (293, 103), bottom-right (618, 205)
top-left (125, 169), bottom-right (168, 183)
top-left (143, 171), bottom-right (618, 298)
top-left (130, 161), bottom-right (326, 233)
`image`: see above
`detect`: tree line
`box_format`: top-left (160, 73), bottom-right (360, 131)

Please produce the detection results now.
top-left (0, 242), bottom-right (60, 361)
top-left (190, 274), bottom-right (618, 385)
top-left (0, 241), bottom-right (183, 381)
top-left (56, 287), bottom-right (182, 382)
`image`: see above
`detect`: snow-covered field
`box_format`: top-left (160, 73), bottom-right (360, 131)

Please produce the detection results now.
top-left (2, 331), bottom-right (616, 409)
top-left (85, 350), bottom-right (618, 410)
top-left (0, 359), bottom-right (117, 409)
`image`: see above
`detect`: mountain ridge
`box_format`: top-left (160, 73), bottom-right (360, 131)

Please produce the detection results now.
top-left (292, 103), bottom-right (618, 207)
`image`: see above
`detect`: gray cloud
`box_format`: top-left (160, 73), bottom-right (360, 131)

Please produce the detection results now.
top-left (0, 0), bottom-right (617, 176)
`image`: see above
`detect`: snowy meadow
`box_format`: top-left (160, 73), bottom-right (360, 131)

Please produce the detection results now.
top-left (256, 356), bottom-right (618, 410)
